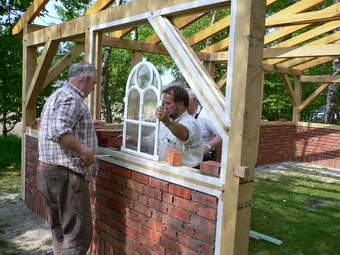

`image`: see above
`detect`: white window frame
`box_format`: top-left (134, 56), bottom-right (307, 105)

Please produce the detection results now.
top-left (121, 59), bottom-right (162, 160)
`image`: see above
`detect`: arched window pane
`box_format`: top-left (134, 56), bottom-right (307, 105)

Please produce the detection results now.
top-left (127, 89), bottom-right (140, 120)
top-left (129, 70), bottom-right (137, 88)
top-left (125, 123), bottom-right (138, 150)
top-left (140, 126), bottom-right (155, 155)
top-left (137, 64), bottom-right (150, 89)
top-left (151, 70), bottom-right (159, 88)
top-left (143, 89), bottom-right (157, 122)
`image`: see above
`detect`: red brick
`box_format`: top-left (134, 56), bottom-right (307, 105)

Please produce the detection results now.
top-left (165, 148), bottom-right (183, 166)
top-left (194, 229), bottom-right (214, 244)
top-left (197, 206), bottom-right (217, 221)
top-left (173, 197), bottom-right (197, 213)
top-left (145, 218), bottom-right (165, 233)
top-left (169, 184), bottom-right (191, 199)
top-left (199, 161), bottom-right (221, 177)
top-left (148, 197), bottom-right (168, 213)
top-left (149, 177), bottom-right (169, 191)
top-left (163, 226), bottom-right (177, 240)
top-left (131, 171), bottom-right (149, 184)
top-left (160, 236), bottom-right (180, 253)
top-left (177, 232), bottom-right (201, 251)
top-left (191, 192), bottom-right (217, 208)
top-left (162, 193), bottom-right (174, 204)
top-left (183, 223), bottom-right (194, 236)
top-left (134, 204), bottom-right (152, 217)
top-left (168, 207), bottom-right (189, 221)
top-left (126, 179), bottom-right (144, 193)
top-left (140, 225), bottom-right (162, 242)
top-left (144, 186), bottom-right (162, 200)
top-left (162, 215), bottom-right (183, 230)
top-left (200, 243), bottom-right (214, 255)
top-left (190, 215), bottom-right (216, 234)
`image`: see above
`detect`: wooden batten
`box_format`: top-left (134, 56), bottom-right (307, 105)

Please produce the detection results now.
top-left (300, 75), bottom-right (340, 83)
top-left (294, 56), bottom-right (337, 71)
top-left (217, 72), bottom-right (227, 89)
top-left (92, 32), bottom-right (103, 120)
top-left (85, 0), bottom-right (115, 15)
top-left (222, 0), bottom-right (266, 254)
top-left (293, 76), bottom-right (302, 122)
top-left (262, 63), bottom-right (303, 76)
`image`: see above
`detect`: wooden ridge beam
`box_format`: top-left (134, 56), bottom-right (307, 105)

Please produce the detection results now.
top-left (266, 3), bottom-right (340, 28)
top-left (148, 15), bottom-right (228, 135)
top-left (42, 43), bottom-right (85, 89)
top-left (300, 75), bottom-right (340, 83)
top-left (85, 0), bottom-right (115, 15)
top-left (263, 44), bottom-right (340, 59)
top-left (26, 40), bottom-right (59, 109)
top-left (24, 0), bottom-right (229, 47)
top-left (282, 74), bottom-right (298, 106)
top-left (298, 83), bottom-right (330, 112)
top-left (12, 0), bottom-right (49, 35)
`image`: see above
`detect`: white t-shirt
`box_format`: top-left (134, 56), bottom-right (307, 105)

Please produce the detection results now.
top-left (158, 111), bottom-right (204, 167)
top-left (195, 107), bottom-right (218, 146)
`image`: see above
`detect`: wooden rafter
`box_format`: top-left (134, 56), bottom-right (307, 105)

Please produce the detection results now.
top-left (24, 0), bottom-right (229, 47)
top-left (26, 40), bottom-right (59, 109)
top-left (217, 72), bottom-right (227, 89)
top-left (298, 83), bottom-right (331, 112)
top-left (85, 0), bottom-right (115, 15)
top-left (300, 75), bottom-right (340, 83)
top-left (148, 15), bottom-right (228, 135)
top-left (42, 43), bottom-right (85, 89)
top-left (12, 0), bottom-right (49, 35)
top-left (294, 56), bottom-right (337, 70)
top-left (262, 63), bottom-right (303, 75)
top-left (282, 74), bottom-right (298, 106)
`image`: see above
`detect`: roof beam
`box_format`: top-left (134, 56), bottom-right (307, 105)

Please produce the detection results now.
top-left (12, 0), bottom-right (49, 35)
top-left (85, 0), bottom-right (115, 15)
top-left (298, 83), bottom-right (331, 112)
top-left (263, 44), bottom-right (340, 59)
top-left (282, 74), bottom-right (298, 106)
top-left (294, 56), bottom-right (337, 70)
top-left (24, 0), bottom-right (229, 47)
top-left (300, 75), bottom-right (340, 83)
top-left (262, 63), bottom-right (303, 75)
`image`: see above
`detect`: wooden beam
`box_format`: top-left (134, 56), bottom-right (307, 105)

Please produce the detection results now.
top-left (201, 38), bottom-right (228, 53)
top-left (294, 56), bottom-right (337, 70)
top-left (85, 0), bottom-right (115, 15)
top-left (26, 40), bottom-right (59, 109)
top-left (145, 12), bottom-right (206, 44)
top-left (24, 0), bottom-right (229, 47)
top-left (217, 72), bottom-right (227, 89)
top-left (262, 63), bottom-right (304, 75)
top-left (264, 21), bottom-right (340, 65)
top-left (42, 44), bottom-right (85, 89)
top-left (298, 83), bottom-right (330, 112)
top-left (263, 44), bottom-right (340, 59)
top-left (300, 75), bottom-right (340, 83)
top-left (222, 0), bottom-right (266, 254)
top-left (148, 15), bottom-right (228, 136)
top-left (282, 74), bottom-right (298, 106)
top-left (266, 2), bottom-right (340, 27)
top-left (293, 76), bottom-right (302, 122)
top-left (92, 32), bottom-right (103, 120)
top-left (12, 0), bottom-right (49, 35)
top-left (209, 51), bottom-right (227, 62)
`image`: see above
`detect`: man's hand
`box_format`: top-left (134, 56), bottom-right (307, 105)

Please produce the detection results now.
top-left (80, 144), bottom-right (95, 167)
top-left (94, 119), bottom-right (106, 129)
top-left (155, 106), bottom-right (171, 125)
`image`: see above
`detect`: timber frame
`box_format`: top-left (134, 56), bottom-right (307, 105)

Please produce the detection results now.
top-left (15, 0), bottom-right (340, 254)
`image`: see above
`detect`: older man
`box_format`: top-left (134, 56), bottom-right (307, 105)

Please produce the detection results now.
top-left (37, 62), bottom-right (103, 255)
top-left (155, 86), bottom-right (203, 167)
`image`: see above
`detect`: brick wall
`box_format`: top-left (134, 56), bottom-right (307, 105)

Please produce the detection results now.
top-left (92, 160), bottom-right (218, 255)
top-left (257, 123), bottom-right (296, 165)
top-left (295, 124), bottom-right (340, 168)
top-left (25, 135), bottom-right (49, 221)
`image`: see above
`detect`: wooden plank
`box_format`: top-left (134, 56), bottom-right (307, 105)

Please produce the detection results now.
top-left (26, 40), bottom-right (59, 109)
top-left (110, 28), bottom-right (133, 38)
top-left (293, 76), bottom-right (302, 122)
top-left (93, 32), bottom-right (103, 120)
top-left (85, 0), bottom-right (115, 15)
top-left (146, 12), bottom-right (206, 44)
top-left (217, 72), bottom-right (227, 89)
top-left (201, 38), bottom-right (228, 53)
top-left (300, 75), bottom-right (340, 83)
top-left (264, 21), bottom-right (340, 65)
top-left (222, 0), bottom-right (266, 254)
top-left (263, 44), bottom-right (340, 59)
top-left (282, 74), bottom-right (298, 106)
top-left (266, 3), bottom-right (340, 27)
top-left (209, 51), bottom-right (227, 62)
top-left (42, 44), bottom-right (85, 89)
top-left (148, 15), bottom-right (228, 136)
top-left (262, 63), bottom-right (303, 75)
top-left (298, 83), bottom-right (331, 112)
top-left (24, 0), bottom-right (229, 47)
top-left (294, 56), bottom-right (337, 70)
top-left (12, 0), bottom-right (49, 35)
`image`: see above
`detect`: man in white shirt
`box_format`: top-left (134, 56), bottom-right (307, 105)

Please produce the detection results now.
top-left (155, 86), bottom-right (204, 167)
top-left (187, 89), bottom-right (222, 161)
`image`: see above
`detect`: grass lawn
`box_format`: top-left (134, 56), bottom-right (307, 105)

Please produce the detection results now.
top-left (249, 170), bottom-right (340, 255)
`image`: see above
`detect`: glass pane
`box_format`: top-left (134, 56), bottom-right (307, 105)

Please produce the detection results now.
top-left (143, 89), bottom-right (157, 122)
top-left (137, 64), bottom-right (150, 89)
top-left (127, 89), bottom-right (140, 120)
top-left (151, 70), bottom-right (159, 88)
top-left (125, 123), bottom-right (138, 151)
top-left (140, 126), bottom-right (155, 155)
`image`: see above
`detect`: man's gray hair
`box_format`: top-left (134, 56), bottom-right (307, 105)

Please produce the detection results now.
top-left (186, 88), bottom-right (197, 99)
top-left (68, 62), bottom-right (96, 79)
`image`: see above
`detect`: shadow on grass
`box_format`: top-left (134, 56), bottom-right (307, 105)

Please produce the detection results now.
top-left (249, 172), bottom-right (340, 255)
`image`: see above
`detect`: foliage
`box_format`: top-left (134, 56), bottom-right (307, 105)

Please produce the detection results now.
top-left (0, 134), bottom-right (21, 169)
top-left (249, 171), bottom-right (340, 255)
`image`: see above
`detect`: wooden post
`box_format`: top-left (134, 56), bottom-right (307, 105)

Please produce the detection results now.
top-left (93, 32), bottom-right (103, 120)
top-left (131, 50), bottom-right (143, 66)
top-left (293, 76), bottom-right (302, 122)
top-left (204, 61), bottom-right (216, 78)
top-left (221, 1), bottom-right (266, 255)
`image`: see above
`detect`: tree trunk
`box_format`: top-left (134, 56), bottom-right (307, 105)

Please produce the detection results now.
top-left (101, 47), bottom-right (113, 123)
top-left (2, 112), bottom-right (8, 137)
top-left (325, 0), bottom-right (339, 124)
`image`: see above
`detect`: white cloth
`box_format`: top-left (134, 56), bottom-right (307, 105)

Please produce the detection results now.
top-left (196, 107), bottom-right (218, 146)
top-left (158, 111), bottom-right (203, 167)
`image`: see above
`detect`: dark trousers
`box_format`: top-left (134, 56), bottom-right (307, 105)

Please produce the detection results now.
top-left (36, 164), bottom-right (92, 255)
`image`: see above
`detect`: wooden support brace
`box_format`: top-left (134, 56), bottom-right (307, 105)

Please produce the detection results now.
top-left (282, 74), bottom-right (298, 106)
top-left (298, 83), bottom-right (331, 112)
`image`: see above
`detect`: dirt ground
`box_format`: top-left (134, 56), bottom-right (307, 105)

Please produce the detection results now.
top-left (0, 162), bottom-right (338, 255)
top-left (0, 193), bottom-right (51, 255)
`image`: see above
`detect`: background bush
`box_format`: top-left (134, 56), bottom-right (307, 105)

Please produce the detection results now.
top-left (0, 134), bottom-right (21, 169)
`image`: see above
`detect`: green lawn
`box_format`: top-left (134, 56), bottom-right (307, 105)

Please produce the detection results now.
top-left (249, 171), bottom-right (340, 255)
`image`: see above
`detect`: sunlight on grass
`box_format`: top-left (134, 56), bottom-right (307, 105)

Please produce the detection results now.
top-left (249, 172), bottom-right (340, 255)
